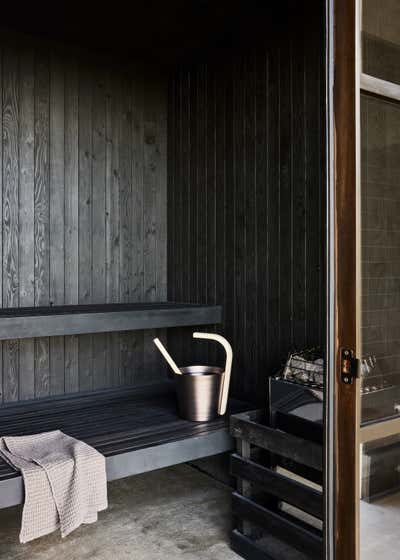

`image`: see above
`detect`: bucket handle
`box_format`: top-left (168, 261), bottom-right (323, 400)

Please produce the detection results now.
top-left (192, 332), bottom-right (233, 416)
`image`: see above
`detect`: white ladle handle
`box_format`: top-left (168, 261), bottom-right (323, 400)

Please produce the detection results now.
top-left (192, 332), bottom-right (233, 415)
top-left (153, 338), bottom-right (182, 375)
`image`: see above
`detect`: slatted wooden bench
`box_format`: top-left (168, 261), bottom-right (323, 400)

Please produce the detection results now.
top-left (0, 302), bottom-right (222, 340)
top-left (0, 302), bottom-right (248, 509)
top-left (0, 382), bottom-right (247, 509)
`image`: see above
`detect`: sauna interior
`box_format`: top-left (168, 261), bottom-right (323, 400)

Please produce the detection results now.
top-left (0, 1), bottom-right (326, 558)
top-left (0, 0), bottom-right (325, 406)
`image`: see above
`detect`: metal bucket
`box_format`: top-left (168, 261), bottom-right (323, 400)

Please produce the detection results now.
top-left (154, 332), bottom-right (233, 422)
top-left (175, 366), bottom-right (224, 422)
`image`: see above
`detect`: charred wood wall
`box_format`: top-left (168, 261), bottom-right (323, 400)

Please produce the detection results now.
top-left (167, 3), bottom-right (326, 403)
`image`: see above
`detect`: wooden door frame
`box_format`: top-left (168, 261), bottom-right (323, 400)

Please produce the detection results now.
top-left (327, 0), bottom-right (361, 558)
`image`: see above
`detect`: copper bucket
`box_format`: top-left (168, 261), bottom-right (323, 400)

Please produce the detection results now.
top-left (154, 333), bottom-right (233, 422)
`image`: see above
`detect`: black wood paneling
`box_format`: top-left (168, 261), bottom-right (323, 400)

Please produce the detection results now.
top-left (167, 3), bottom-right (326, 403)
top-left (0, 35), bottom-right (168, 403)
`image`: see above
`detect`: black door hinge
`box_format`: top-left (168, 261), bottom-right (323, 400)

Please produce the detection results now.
top-left (341, 348), bottom-right (359, 385)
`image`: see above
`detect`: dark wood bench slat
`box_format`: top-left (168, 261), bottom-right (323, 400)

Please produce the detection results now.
top-left (231, 530), bottom-right (275, 560)
top-left (97, 422), bottom-right (232, 456)
top-left (0, 382), bottom-right (175, 417)
top-left (0, 398), bottom-right (238, 439)
top-left (0, 302), bottom-right (221, 340)
top-left (230, 412), bottom-right (323, 472)
top-left (0, 412), bottom-right (227, 449)
top-left (231, 529), bottom-right (309, 560)
top-left (232, 493), bottom-right (323, 560)
top-left (0, 400), bottom-right (177, 431)
top-left (274, 411), bottom-right (323, 445)
top-left (230, 454), bottom-right (323, 520)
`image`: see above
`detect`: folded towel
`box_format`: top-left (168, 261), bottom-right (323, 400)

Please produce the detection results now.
top-left (0, 430), bottom-right (108, 543)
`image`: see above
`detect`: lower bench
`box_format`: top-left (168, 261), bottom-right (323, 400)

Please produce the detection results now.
top-left (0, 382), bottom-right (248, 509)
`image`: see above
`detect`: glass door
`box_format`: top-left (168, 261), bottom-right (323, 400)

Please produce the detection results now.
top-left (359, 1), bottom-right (400, 558)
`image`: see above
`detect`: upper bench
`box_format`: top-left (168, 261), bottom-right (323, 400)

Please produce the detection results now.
top-left (0, 302), bottom-right (222, 340)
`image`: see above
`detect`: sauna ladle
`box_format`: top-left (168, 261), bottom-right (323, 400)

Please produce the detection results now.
top-left (192, 332), bottom-right (233, 415)
top-left (153, 338), bottom-right (182, 375)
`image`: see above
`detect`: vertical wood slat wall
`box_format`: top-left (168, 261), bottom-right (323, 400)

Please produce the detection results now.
top-left (0, 35), bottom-right (168, 403)
top-left (167, 7), bottom-right (326, 403)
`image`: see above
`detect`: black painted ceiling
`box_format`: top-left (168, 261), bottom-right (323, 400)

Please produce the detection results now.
top-left (1, 0), bottom-right (298, 66)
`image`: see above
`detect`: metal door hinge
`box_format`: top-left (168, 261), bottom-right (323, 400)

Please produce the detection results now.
top-left (341, 348), bottom-right (359, 385)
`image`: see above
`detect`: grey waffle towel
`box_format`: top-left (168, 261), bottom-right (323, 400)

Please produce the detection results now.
top-left (0, 430), bottom-right (108, 543)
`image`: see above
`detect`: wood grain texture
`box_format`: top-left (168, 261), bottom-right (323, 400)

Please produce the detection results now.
top-left (64, 54), bottom-right (79, 394)
top-left (105, 68), bottom-right (121, 387)
top-left (3, 46), bottom-right (19, 311)
top-left (49, 50), bottom-right (65, 395)
top-left (2, 45), bottom-right (19, 402)
top-left (0, 46), bottom-right (3, 402)
top-left (78, 58), bottom-right (94, 393)
top-left (19, 46), bottom-right (35, 400)
top-left (0, 37), bottom-right (168, 404)
top-left (119, 70), bottom-right (133, 385)
top-left (143, 73), bottom-right (166, 383)
top-left (130, 72), bottom-right (144, 384)
top-left (34, 49), bottom-right (50, 398)
top-left (92, 67), bottom-right (107, 388)
top-left (334, 0), bottom-right (359, 558)
top-left (305, 12), bottom-right (324, 351)
top-left (255, 50), bottom-right (268, 390)
top-left (167, 8), bottom-right (325, 404)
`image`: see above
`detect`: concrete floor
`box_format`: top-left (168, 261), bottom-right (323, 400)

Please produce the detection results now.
top-left (8, 462), bottom-right (396, 559)
top-left (360, 491), bottom-right (400, 559)
top-left (0, 465), bottom-right (241, 560)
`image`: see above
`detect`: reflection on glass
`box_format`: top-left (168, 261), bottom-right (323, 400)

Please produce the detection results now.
top-left (360, 81), bottom-right (400, 558)
top-left (361, 93), bottom-right (400, 425)
top-left (362, 0), bottom-right (400, 85)
top-left (361, 434), bottom-right (400, 558)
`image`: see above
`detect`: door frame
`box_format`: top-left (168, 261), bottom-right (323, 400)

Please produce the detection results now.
top-left (327, 0), bottom-right (361, 558)
top-left (324, 0), bottom-right (335, 557)
top-left (329, 1), bottom-right (400, 557)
